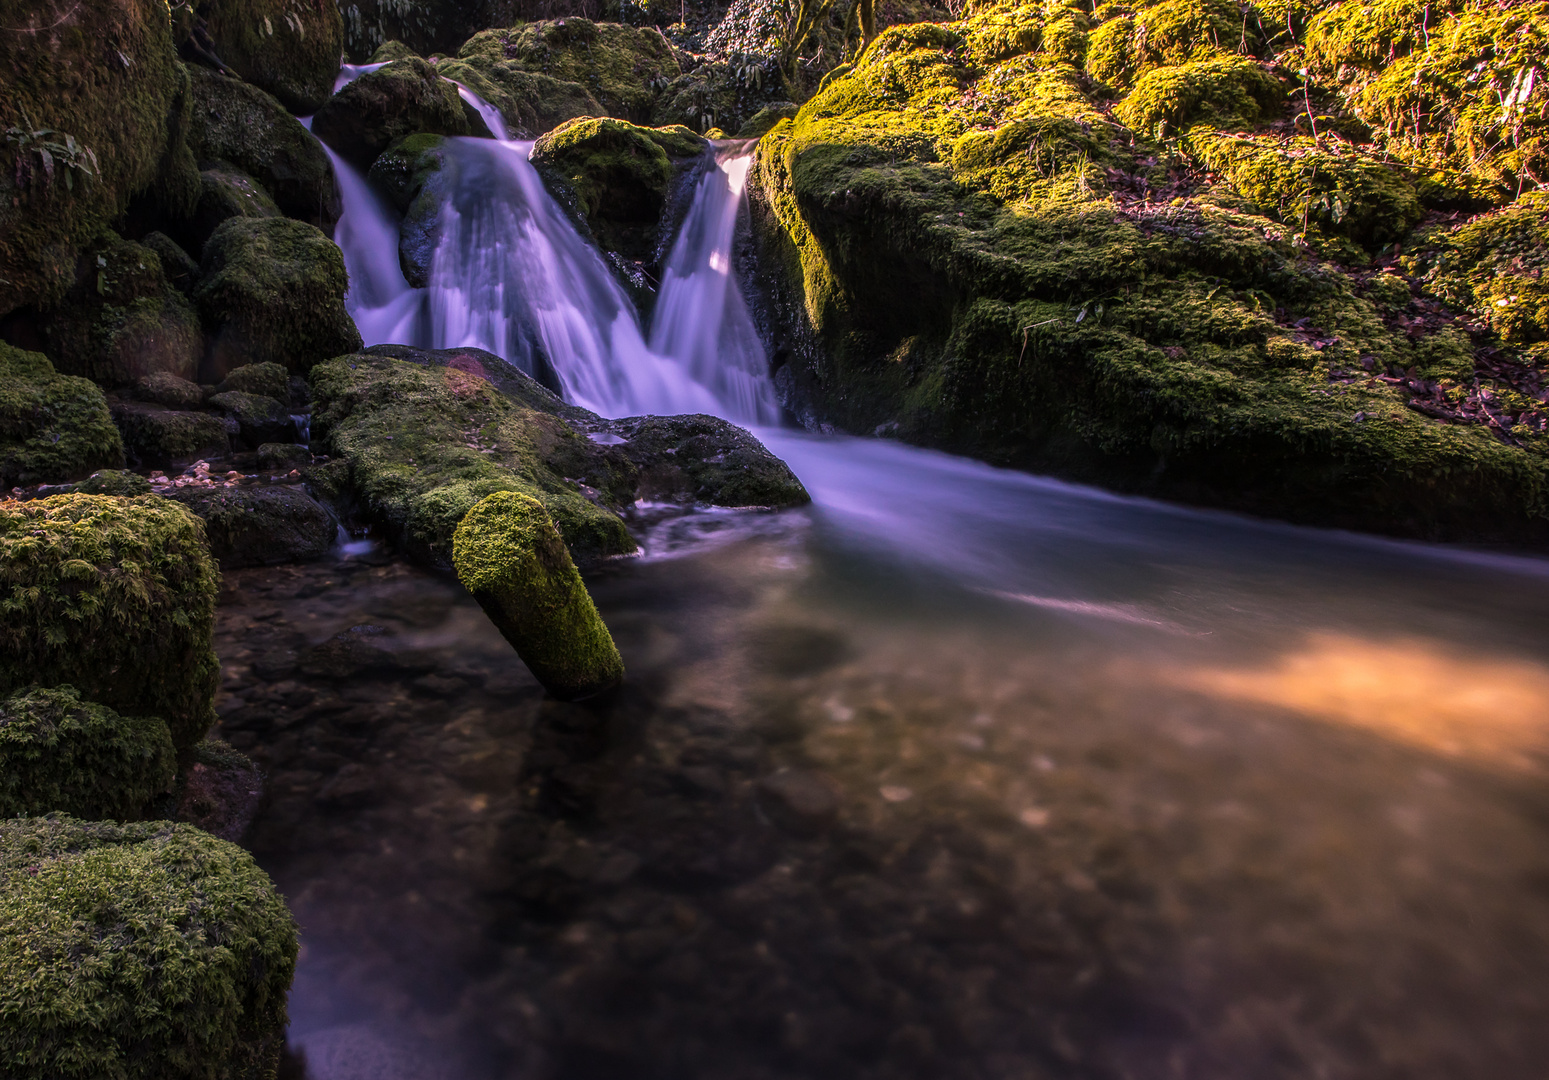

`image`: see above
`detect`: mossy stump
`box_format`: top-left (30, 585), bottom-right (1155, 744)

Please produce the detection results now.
top-left (0, 815), bottom-right (297, 1080)
top-left (452, 491), bottom-right (624, 701)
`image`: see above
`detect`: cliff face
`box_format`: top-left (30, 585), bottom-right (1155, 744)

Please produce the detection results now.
top-left (748, 1), bottom-right (1549, 541)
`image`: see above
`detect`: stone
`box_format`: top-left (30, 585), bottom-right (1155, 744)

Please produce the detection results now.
top-left (218, 360), bottom-right (290, 402)
top-left (0, 343), bottom-right (124, 486)
top-left (257, 442), bottom-right (311, 472)
top-left (174, 739), bottom-right (265, 843)
top-left (169, 484), bottom-right (337, 568)
top-left (603, 414), bottom-right (811, 508)
top-left (73, 469), bottom-right (152, 496)
top-left (452, 491), bottom-right (625, 701)
top-left (755, 768), bottom-right (840, 836)
top-left (134, 370), bottom-right (206, 409)
top-left (207, 389), bottom-right (293, 446)
top-left (201, 0), bottom-right (345, 114)
top-left (111, 401), bottom-right (232, 468)
top-left (311, 57), bottom-right (470, 170)
top-left (179, 166), bottom-right (282, 254)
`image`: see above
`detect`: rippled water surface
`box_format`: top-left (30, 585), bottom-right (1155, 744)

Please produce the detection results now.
top-left (212, 436), bottom-right (1549, 1080)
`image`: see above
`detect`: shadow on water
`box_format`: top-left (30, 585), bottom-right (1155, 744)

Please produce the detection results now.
top-left (219, 476), bottom-right (1549, 1080)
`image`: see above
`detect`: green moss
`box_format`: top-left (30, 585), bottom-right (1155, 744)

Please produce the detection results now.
top-left (184, 166), bottom-right (283, 253)
top-left (736, 103), bottom-right (802, 140)
top-left (73, 470), bottom-right (152, 497)
top-left (0, 494), bottom-right (220, 750)
top-left (0, 686), bottom-right (175, 820)
top-left (0, 0), bottom-right (192, 314)
top-left (460, 19), bottom-right (680, 124)
top-left (1304, 0), bottom-right (1462, 72)
top-left (1085, 0), bottom-right (1250, 89)
top-left (208, 390), bottom-right (287, 428)
top-left (366, 134), bottom-right (453, 287)
top-left (369, 39), bottom-right (420, 63)
top-left (607, 414), bottom-right (811, 507)
top-left (219, 361), bottom-right (291, 401)
top-left (453, 491), bottom-right (624, 701)
top-left (435, 57), bottom-right (602, 140)
top-left (1186, 130), bottom-right (1424, 253)
top-left (257, 442), bottom-right (310, 471)
top-left (310, 351), bottom-right (637, 567)
top-left (140, 231), bottom-right (201, 294)
top-left (1404, 204), bottom-right (1549, 344)
top-left (203, 0), bottom-right (345, 114)
top-left (1116, 56), bottom-right (1285, 138)
top-left (170, 484), bottom-right (336, 568)
top-left (0, 815), bottom-right (296, 1080)
top-left (184, 66), bottom-right (341, 229)
top-left (0, 343), bottom-right (124, 486)
top-left (195, 216), bottom-right (362, 378)
top-left (310, 56), bottom-right (469, 169)
top-left (111, 403), bottom-right (233, 468)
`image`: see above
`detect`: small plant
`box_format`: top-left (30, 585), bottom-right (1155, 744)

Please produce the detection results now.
top-left (4, 115), bottom-right (98, 196)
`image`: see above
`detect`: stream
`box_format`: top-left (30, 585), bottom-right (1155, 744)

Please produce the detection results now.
top-left (229, 82), bottom-right (1549, 1079)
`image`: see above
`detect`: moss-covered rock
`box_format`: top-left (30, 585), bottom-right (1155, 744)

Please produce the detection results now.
top-left (257, 441), bottom-right (312, 472)
top-left (202, 0), bottom-right (345, 114)
top-left (72, 470), bottom-right (152, 497)
top-left (219, 360), bottom-right (292, 402)
top-left (184, 66), bottom-right (341, 230)
top-left (38, 232), bottom-right (204, 387)
top-left (1115, 56), bottom-right (1285, 138)
top-left (0, 344), bottom-right (124, 487)
top-left (170, 483), bottom-right (336, 568)
top-left (651, 61), bottom-right (781, 137)
top-left (0, 494), bottom-right (219, 750)
top-left (0, 686), bottom-right (175, 820)
top-left (1086, 0), bottom-right (1250, 89)
top-left (532, 117), bottom-right (707, 263)
top-left (747, 12), bottom-right (1549, 542)
top-left (604, 414), bottom-right (811, 507)
top-left (1404, 203), bottom-right (1549, 345)
top-left (208, 390), bottom-right (292, 446)
top-left (311, 56), bottom-right (470, 169)
top-left (337, 0), bottom-right (500, 60)
top-left (134, 371), bottom-right (206, 410)
top-left (0, 814), bottom-right (296, 1079)
top-left (180, 166), bottom-right (283, 255)
top-left (195, 216), bottom-right (361, 379)
top-left (368, 38), bottom-right (420, 63)
top-left (310, 347), bottom-right (638, 566)
top-left (435, 55), bottom-right (603, 140)
top-left (0, 0), bottom-right (195, 314)
top-left (140, 230), bottom-right (202, 294)
top-left (453, 491), bottom-right (625, 701)
top-left (174, 739), bottom-right (264, 843)
top-left (112, 403), bottom-right (233, 467)
top-left (737, 102), bottom-right (802, 140)
top-left (366, 133), bottom-right (455, 287)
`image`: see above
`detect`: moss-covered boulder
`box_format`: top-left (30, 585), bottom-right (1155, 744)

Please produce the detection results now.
top-left (73, 469), bottom-right (153, 497)
top-left (0, 494), bottom-right (220, 750)
top-left (435, 55), bottom-right (603, 140)
top-left (453, 491), bottom-right (624, 701)
top-left (170, 483), bottom-right (336, 568)
top-left (338, 0), bottom-right (494, 60)
top-left (258, 442), bottom-right (311, 472)
top-left (219, 360), bottom-right (292, 402)
top-left (1405, 203), bottom-right (1549, 346)
top-left (140, 230), bottom-right (202, 294)
top-left (366, 133), bottom-right (455, 287)
top-left (38, 232), bottom-right (204, 387)
top-left (310, 347), bottom-right (637, 566)
top-left (603, 414), bottom-right (811, 507)
top-left (651, 61), bottom-right (773, 137)
top-left (195, 216), bottom-right (361, 379)
top-left (184, 66), bottom-right (341, 230)
top-left (532, 117), bottom-right (707, 263)
top-left (0, 344), bottom-right (124, 487)
top-left (179, 166), bottom-right (283, 255)
top-left (0, 815), bottom-right (296, 1079)
top-left (208, 390), bottom-right (293, 446)
top-left (736, 103), bottom-right (802, 140)
top-left (0, 0), bottom-right (195, 314)
top-left (202, 0), bottom-right (344, 114)
top-left (1115, 56), bottom-right (1284, 138)
top-left (747, 12), bottom-right (1549, 542)
top-left (112, 403), bottom-right (233, 468)
top-left (311, 56), bottom-right (470, 169)
top-left (0, 686), bottom-right (175, 820)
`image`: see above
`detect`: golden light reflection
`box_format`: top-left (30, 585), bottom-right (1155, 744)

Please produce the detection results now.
top-left (1165, 632), bottom-right (1549, 770)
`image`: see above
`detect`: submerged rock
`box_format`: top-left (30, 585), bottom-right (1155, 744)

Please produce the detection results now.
top-left (453, 491), bottom-right (625, 701)
top-left (0, 815), bottom-right (296, 1080)
top-left (195, 216), bottom-right (361, 379)
top-left (1, 343), bottom-right (125, 487)
top-left (0, 686), bottom-right (176, 820)
top-left (311, 57), bottom-right (470, 169)
top-left (0, 494), bottom-right (220, 751)
top-left (170, 483), bottom-right (336, 568)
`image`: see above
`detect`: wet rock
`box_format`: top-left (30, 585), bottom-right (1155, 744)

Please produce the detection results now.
top-left (175, 739), bottom-right (264, 843)
top-left (367, 134), bottom-right (455, 288)
top-left (1, 344), bottom-right (124, 486)
top-left (453, 492), bottom-right (625, 701)
top-left (316, 762), bottom-right (378, 808)
top-left (195, 216), bottom-right (361, 379)
top-left (184, 66), bottom-right (341, 229)
top-left (134, 370), bottom-right (206, 410)
top-left (756, 768), bottom-right (841, 836)
top-left (180, 166), bottom-right (282, 254)
top-left (201, 0), bottom-right (344, 114)
top-left (300, 625), bottom-right (397, 679)
top-left (312, 57), bottom-right (470, 170)
top-left (112, 401), bottom-right (232, 468)
top-left (258, 442), bottom-right (311, 472)
top-left (603, 414), bottom-right (811, 508)
top-left (208, 389), bottom-right (292, 446)
top-left (140, 231), bottom-right (200, 295)
top-left (219, 361), bottom-right (291, 402)
top-left (638, 810), bottom-right (780, 889)
top-left (170, 484), bottom-right (336, 568)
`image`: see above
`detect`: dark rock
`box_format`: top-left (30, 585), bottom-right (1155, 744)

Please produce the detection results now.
top-left (257, 442), bottom-right (310, 472)
top-left (755, 768), bottom-right (840, 836)
top-left (367, 134), bottom-right (454, 288)
top-left (208, 390), bottom-right (292, 446)
top-left (603, 414), bottom-right (810, 508)
top-left (171, 484), bottom-right (335, 568)
top-left (134, 371), bottom-right (206, 410)
top-left (316, 762), bottom-right (377, 807)
top-left (111, 401), bottom-right (232, 468)
top-left (219, 361), bottom-right (290, 403)
top-left (300, 625), bottom-right (396, 679)
top-left (201, 0), bottom-right (344, 114)
top-left (175, 739), bottom-right (264, 843)
top-left (180, 166), bottom-right (282, 254)
top-left (749, 623), bottom-right (853, 677)
top-left (140, 232), bottom-right (201, 295)
top-left (312, 57), bottom-right (469, 170)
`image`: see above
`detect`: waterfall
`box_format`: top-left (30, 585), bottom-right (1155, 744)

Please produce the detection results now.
top-left (322, 80), bottom-right (773, 423)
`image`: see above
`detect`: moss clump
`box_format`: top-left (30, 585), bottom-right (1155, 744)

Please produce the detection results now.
top-left (111, 403), bottom-right (232, 468)
top-left (1086, 0), bottom-right (1250, 89)
top-left (208, 390), bottom-right (291, 446)
top-left (257, 442), bottom-right (311, 471)
top-left (184, 66), bottom-right (341, 229)
top-left (1404, 204), bottom-right (1549, 345)
top-left (202, 0), bottom-right (345, 114)
top-left (195, 216), bottom-right (362, 378)
top-left (0, 343), bottom-right (124, 487)
top-left (0, 686), bottom-right (175, 820)
top-left (310, 56), bottom-right (470, 169)
top-left (1115, 56), bottom-right (1285, 137)
top-left (73, 470), bottom-right (152, 497)
top-left (434, 56), bottom-right (603, 140)
top-left (310, 348), bottom-right (637, 566)
top-left (182, 167), bottom-right (283, 254)
top-left (532, 118), bottom-right (707, 262)
top-left (0, 0), bottom-right (192, 314)
top-left (0, 494), bottom-right (220, 750)
top-left (453, 491), bottom-right (625, 701)
top-left (369, 39), bottom-right (419, 63)
top-left (460, 19), bottom-right (680, 124)
top-left (737, 103), bottom-right (802, 140)
top-left (134, 371), bottom-right (205, 410)
top-left (218, 361), bottom-right (291, 402)
top-left (0, 815), bottom-right (296, 1080)
top-left (38, 231), bottom-right (204, 387)
top-left (607, 414), bottom-right (811, 507)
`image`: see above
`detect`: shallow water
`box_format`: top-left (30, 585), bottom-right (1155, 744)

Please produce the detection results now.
top-left (212, 443), bottom-right (1549, 1080)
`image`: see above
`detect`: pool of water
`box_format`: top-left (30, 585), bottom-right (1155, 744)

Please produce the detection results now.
top-left (213, 435), bottom-right (1549, 1080)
